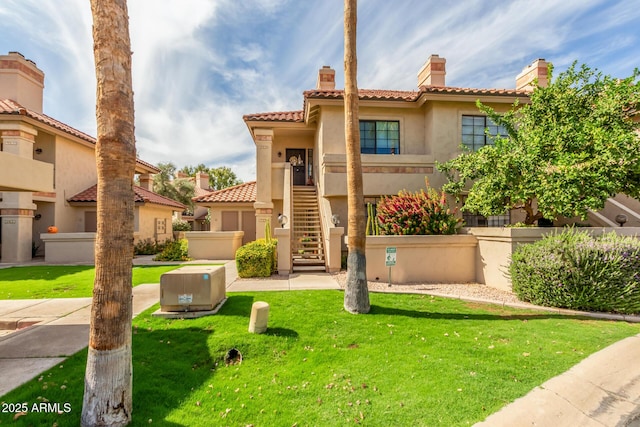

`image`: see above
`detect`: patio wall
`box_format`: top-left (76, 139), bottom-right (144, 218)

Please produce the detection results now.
top-left (40, 232), bottom-right (96, 264)
top-left (186, 231), bottom-right (244, 260)
top-left (467, 227), bottom-right (640, 292)
top-left (365, 235), bottom-right (477, 284)
top-left (363, 228), bottom-right (640, 291)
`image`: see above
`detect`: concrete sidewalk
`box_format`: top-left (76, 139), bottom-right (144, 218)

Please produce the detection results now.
top-left (0, 261), bottom-right (639, 426)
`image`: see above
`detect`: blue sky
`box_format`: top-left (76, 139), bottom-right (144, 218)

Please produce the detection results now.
top-left (1, 0), bottom-right (638, 181)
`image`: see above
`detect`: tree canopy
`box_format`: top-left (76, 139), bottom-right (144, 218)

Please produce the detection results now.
top-left (438, 63), bottom-right (640, 225)
top-left (178, 164), bottom-right (243, 190)
top-left (153, 162), bottom-right (195, 212)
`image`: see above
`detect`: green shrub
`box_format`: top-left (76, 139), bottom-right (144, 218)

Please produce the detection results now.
top-left (153, 239), bottom-right (191, 261)
top-left (172, 218), bottom-right (191, 232)
top-left (134, 238), bottom-right (162, 255)
top-left (236, 239), bottom-right (277, 278)
top-left (510, 229), bottom-right (640, 314)
top-left (376, 182), bottom-right (462, 235)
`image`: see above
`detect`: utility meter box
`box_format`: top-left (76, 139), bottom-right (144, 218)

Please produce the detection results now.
top-left (160, 266), bottom-right (225, 312)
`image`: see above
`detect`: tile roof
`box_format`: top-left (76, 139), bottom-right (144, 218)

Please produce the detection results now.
top-left (304, 88), bottom-right (421, 101)
top-left (0, 98), bottom-right (159, 173)
top-left (419, 85), bottom-right (529, 97)
top-left (0, 98), bottom-right (96, 144)
top-left (244, 86), bottom-right (529, 123)
top-left (242, 110), bottom-right (304, 122)
top-left (193, 181), bottom-right (256, 203)
top-left (68, 184), bottom-right (186, 209)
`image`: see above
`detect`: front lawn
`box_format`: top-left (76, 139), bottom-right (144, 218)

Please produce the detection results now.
top-left (0, 265), bottom-right (194, 299)
top-left (1, 291), bottom-right (638, 426)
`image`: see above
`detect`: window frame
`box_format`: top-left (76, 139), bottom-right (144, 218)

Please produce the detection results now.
top-left (359, 119), bottom-right (400, 155)
top-left (461, 114), bottom-right (508, 151)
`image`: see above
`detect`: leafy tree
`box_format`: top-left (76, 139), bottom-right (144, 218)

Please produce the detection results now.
top-left (83, 0), bottom-right (135, 424)
top-left (177, 164), bottom-right (242, 190)
top-left (153, 162), bottom-right (194, 212)
top-left (438, 63), bottom-right (640, 225)
top-left (179, 163), bottom-right (208, 177)
top-left (343, 0), bottom-right (370, 314)
top-left (209, 166), bottom-right (242, 190)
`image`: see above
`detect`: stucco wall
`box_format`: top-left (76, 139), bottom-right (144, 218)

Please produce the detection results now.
top-left (186, 231), bottom-right (244, 260)
top-left (138, 204), bottom-right (174, 243)
top-left (51, 134), bottom-right (97, 233)
top-left (365, 235), bottom-right (478, 284)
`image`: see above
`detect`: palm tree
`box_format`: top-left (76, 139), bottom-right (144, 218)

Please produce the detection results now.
top-left (82, 0), bottom-right (135, 425)
top-left (343, 0), bottom-right (370, 314)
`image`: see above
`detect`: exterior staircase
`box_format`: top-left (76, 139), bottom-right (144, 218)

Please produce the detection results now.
top-left (291, 186), bottom-right (326, 272)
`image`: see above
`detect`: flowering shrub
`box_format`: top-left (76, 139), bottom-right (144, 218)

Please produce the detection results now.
top-left (376, 184), bottom-right (462, 235)
top-left (172, 218), bottom-right (191, 232)
top-left (510, 229), bottom-right (640, 314)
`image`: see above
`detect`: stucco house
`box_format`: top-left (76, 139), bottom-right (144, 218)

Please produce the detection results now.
top-left (243, 55), bottom-right (640, 275)
top-left (0, 51), bottom-right (184, 264)
top-left (193, 180), bottom-right (256, 245)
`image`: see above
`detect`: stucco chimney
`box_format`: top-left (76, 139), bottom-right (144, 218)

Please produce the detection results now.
top-left (0, 51), bottom-right (45, 112)
top-left (139, 174), bottom-right (154, 191)
top-left (196, 172), bottom-right (210, 190)
top-left (516, 59), bottom-right (548, 91)
top-left (417, 54), bottom-right (446, 87)
top-left (316, 66), bottom-right (335, 90)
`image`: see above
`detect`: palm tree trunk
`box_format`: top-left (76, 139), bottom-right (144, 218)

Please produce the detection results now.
top-left (82, 0), bottom-right (136, 425)
top-left (343, 0), bottom-right (370, 314)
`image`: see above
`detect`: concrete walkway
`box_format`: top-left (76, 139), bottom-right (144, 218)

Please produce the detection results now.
top-left (0, 260), bottom-right (639, 426)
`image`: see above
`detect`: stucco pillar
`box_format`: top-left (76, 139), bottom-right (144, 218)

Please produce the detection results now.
top-left (253, 128), bottom-right (274, 239)
top-left (0, 125), bottom-right (38, 262)
top-left (327, 226), bottom-right (345, 273)
top-left (274, 227), bottom-right (291, 275)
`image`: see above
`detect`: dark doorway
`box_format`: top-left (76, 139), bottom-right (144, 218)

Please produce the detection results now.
top-left (286, 148), bottom-right (306, 186)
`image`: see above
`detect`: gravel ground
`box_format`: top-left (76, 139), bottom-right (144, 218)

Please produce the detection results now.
top-left (331, 271), bottom-right (522, 305)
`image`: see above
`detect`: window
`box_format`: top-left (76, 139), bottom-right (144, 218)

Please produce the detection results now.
top-left (463, 212), bottom-right (510, 227)
top-left (460, 195), bottom-right (510, 227)
top-left (461, 115), bottom-right (508, 151)
top-left (360, 120), bottom-right (399, 154)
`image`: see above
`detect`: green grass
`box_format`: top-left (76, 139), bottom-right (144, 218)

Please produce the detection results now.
top-left (1, 291), bottom-right (638, 426)
top-left (0, 265), bottom-right (197, 299)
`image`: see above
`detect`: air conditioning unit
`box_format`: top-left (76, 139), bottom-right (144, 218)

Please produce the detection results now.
top-left (160, 266), bottom-right (225, 312)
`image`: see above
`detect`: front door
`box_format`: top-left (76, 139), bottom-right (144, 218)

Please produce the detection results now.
top-left (286, 148), bottom-right (306, 186)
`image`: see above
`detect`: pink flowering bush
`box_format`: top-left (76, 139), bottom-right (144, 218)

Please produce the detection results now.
top-left (376, 184), bottom-right (462, 235)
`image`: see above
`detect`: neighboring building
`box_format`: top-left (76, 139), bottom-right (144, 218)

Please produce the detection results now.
top-left (0, 51), bottom-right (183, 263)
top-left (243, 55), bottom-right (639, 273)
top-left (193, 181), bottom-right (256, 245)
top-left (67, 184), bottom-right (185, 243)
top-left (178, 171), bottom-right (213, 232)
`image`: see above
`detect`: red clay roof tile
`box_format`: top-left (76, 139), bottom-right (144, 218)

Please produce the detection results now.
top-left (193, 181), bottom-right (256, 203)
top-left (243, 86), bottom-right (529, 123)
top-left (242, 110), bottom-right (304, 122)
top-left (0, 98), bottom-right (159, 173)
top-left (68, 184), bottom-right (185, 209)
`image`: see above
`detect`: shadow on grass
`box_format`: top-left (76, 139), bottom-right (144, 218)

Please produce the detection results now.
top-left (132, 326), bottom-right (215, 425)
top-left (369, 304), bottom-right (586, 321)
top-left (216, 295), bottom-right (256, 317)
top-left (0, 265), bottom-right (94, 281)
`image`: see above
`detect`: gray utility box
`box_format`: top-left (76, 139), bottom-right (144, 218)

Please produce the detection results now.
top-left (160, 266), bottom-right (225, 312)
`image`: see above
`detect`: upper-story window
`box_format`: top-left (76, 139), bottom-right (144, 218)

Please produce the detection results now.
top-left (461, 115), bottom-right (508, 151)
top-left (360, 120), bottom-right (399, 154)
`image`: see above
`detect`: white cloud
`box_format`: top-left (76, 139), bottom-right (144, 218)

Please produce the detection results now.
top-left (1, 0), bottom-right (639, 183)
